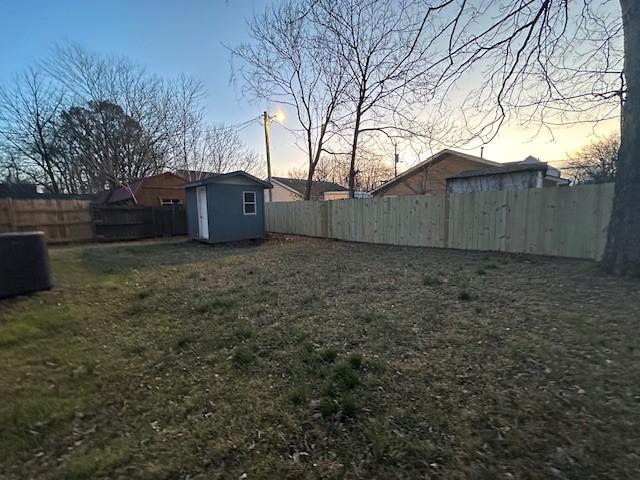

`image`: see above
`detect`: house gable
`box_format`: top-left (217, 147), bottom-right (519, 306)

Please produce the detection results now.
top-left (372, 150), bottom-right (500, 196)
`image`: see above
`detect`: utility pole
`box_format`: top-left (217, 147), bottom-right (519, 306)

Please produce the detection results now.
top-left (263, 111), bottom-right (273, 202)
top-left (394, 143), bottom-right (399, 178)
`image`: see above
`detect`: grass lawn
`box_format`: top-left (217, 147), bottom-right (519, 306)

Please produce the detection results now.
top-left (1, 236), bottom-right (639, 479)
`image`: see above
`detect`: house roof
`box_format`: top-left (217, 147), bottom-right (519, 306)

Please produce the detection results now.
top-left (183, 170), bottom-right (272, 189)
top-left (447, 160), bottom-right (548, 180)
top-left (175, 169), bottom-right (217, 181)
top-left (96, 172), bottom-right (186, 204)
top-left (370, 149), bottom-right (500, 195)
top-left (271, 177), bottom-right (347, 198)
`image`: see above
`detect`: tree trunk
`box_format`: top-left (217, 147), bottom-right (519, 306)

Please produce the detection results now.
top-left (305, 165), bottom-right (314, 200)
top-left (348, 110), bottom-right (362, 199)
top-left (601, 0), bottom-right (640, 277)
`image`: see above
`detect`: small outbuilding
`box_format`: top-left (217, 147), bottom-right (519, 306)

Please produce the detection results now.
top-left (184, 171), bottom-right (272, 243)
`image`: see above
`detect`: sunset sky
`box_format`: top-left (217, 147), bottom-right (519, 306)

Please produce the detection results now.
top-left (0, 0), bottom-right (620, 176)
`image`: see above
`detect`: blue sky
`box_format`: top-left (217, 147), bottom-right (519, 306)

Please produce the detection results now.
top-left (0, 0), bottom-right (302, 173)
top-left (0, 0), bottom-right (619, 173)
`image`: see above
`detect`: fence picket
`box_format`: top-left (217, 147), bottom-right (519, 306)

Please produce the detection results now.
top-left (264, 183), bottom-right (614, 261)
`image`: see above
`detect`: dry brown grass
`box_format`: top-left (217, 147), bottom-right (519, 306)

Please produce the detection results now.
top-left (1, 236), bottom-right (639, 479)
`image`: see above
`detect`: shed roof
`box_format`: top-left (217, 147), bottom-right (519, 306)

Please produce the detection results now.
top-left (271, 177), bottom-right (347, 198)
top-left (183, 170), bottom-right (272, 189)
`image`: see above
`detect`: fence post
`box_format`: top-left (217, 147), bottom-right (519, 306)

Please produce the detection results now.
top-left (319, 202), bottom-right (328, 238)
top-left (7, 197), bottom-right (17, 231)
top-left (443, 192), bottom-right (450, 249)
top-left (89, 204), bottom-right (97, 241)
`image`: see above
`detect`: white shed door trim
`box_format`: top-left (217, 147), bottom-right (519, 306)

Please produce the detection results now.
top-left (196, 186), bottom-right (209, 240)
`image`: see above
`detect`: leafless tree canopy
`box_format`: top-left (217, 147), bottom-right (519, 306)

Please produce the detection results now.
top-left (232, 1), bottom-right (348, 199)
top-left (566, 134), bottom-right (619, 184)
top-left (0, 43), bottom-right (260, 193)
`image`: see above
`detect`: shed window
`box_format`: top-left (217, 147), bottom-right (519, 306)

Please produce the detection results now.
top-left (243, 191), bottom-right (256, 215)
top-left (160, 198), bottom-right (182, 206)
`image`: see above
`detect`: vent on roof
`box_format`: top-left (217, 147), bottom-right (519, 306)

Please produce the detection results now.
top-left (0, 232), bottom-right (52, 299)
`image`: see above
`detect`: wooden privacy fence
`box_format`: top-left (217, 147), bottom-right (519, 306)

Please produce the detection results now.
top-left (265, 183), bottom-right (615, 260)
top-left (0, 198), bottom-right (187, 243)
top-left (0, 198), bottom-right (94, 243)
top-left (93, 205), bottom-right (187, 242)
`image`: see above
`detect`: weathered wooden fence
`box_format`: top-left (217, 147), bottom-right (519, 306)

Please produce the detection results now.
top-left (0, 199), bottom-right (187, 243)
top-left (93, 205), bottom-right (187, 242)
top-left (0, 198), bottom-right (94, 243)
top-left (266, 183), bottom-right (615, 260)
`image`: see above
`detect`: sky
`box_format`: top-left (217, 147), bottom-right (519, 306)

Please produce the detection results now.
top-left (0, 0), bottom-right (620, 175)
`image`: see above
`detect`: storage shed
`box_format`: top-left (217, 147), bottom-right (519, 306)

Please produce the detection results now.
top-left (184, 171), bottom-right (272, 243)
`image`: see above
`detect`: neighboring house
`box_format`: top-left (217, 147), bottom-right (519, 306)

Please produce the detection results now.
top-left (446, 156), bottom-right (570, 193)
top-left (370, 149), bottom-right (500, 197)
top-left (0, 183), bottom-right (43, 197)
top-left (95, 172), bottom-right (187, 206)
top-left (184, 170), bottom-right (272, 243)
top-left (0, 183), bottom-right (94, 200)
top-left (267, 177), bottom-right (348, 202)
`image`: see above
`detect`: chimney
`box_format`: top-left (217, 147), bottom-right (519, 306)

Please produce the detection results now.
top-left (480, 146), bottom-right (484, 159)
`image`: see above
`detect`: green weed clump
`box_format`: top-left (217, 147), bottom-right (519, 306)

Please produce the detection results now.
top-left (348, 353), bottom-right (363, 370)
top-left (232, 346), bottom-right (254, 367)
top-left (458, 291), bottom-right (472, 301)
top-left (0, 307), bottom-right (69, 346)
top-left (320, 348), bottom-right (338, 363)
top-left (422, 275), bottom-right (442, 286)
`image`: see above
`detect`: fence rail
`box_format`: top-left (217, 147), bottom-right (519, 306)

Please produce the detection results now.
top-left (266, 183), bottom-right (615, 260)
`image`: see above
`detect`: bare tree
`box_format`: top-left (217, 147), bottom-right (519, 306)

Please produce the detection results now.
top-left (566, 134), bottom-right (619, 184)
top-left (56, 100), bottom-right (162, 192)
top-left (0, 69), bottom-right (65, 192)
top-left (402, 0), bottom-right (634, 275)
top-left (232, 0), bottom-right (347, 199)
top-left (310, 0), bottom-right (448, 197)
top-left (45, 43), bottom-right (176, 171)
top-left (314, 150), bottom-right (395, 192)
top-left (196, 125), bottom-right (261, 177)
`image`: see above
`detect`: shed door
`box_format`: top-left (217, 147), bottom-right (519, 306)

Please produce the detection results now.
top-left (196, 186), bottom-right (209, 240)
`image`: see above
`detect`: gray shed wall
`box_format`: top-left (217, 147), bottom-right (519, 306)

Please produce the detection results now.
top-left (207, 184), bottom-right (265, 242)
top-left (447, 170), bottom-right (543, 193)
top-left (186, 181), bottom-right (266, 243)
